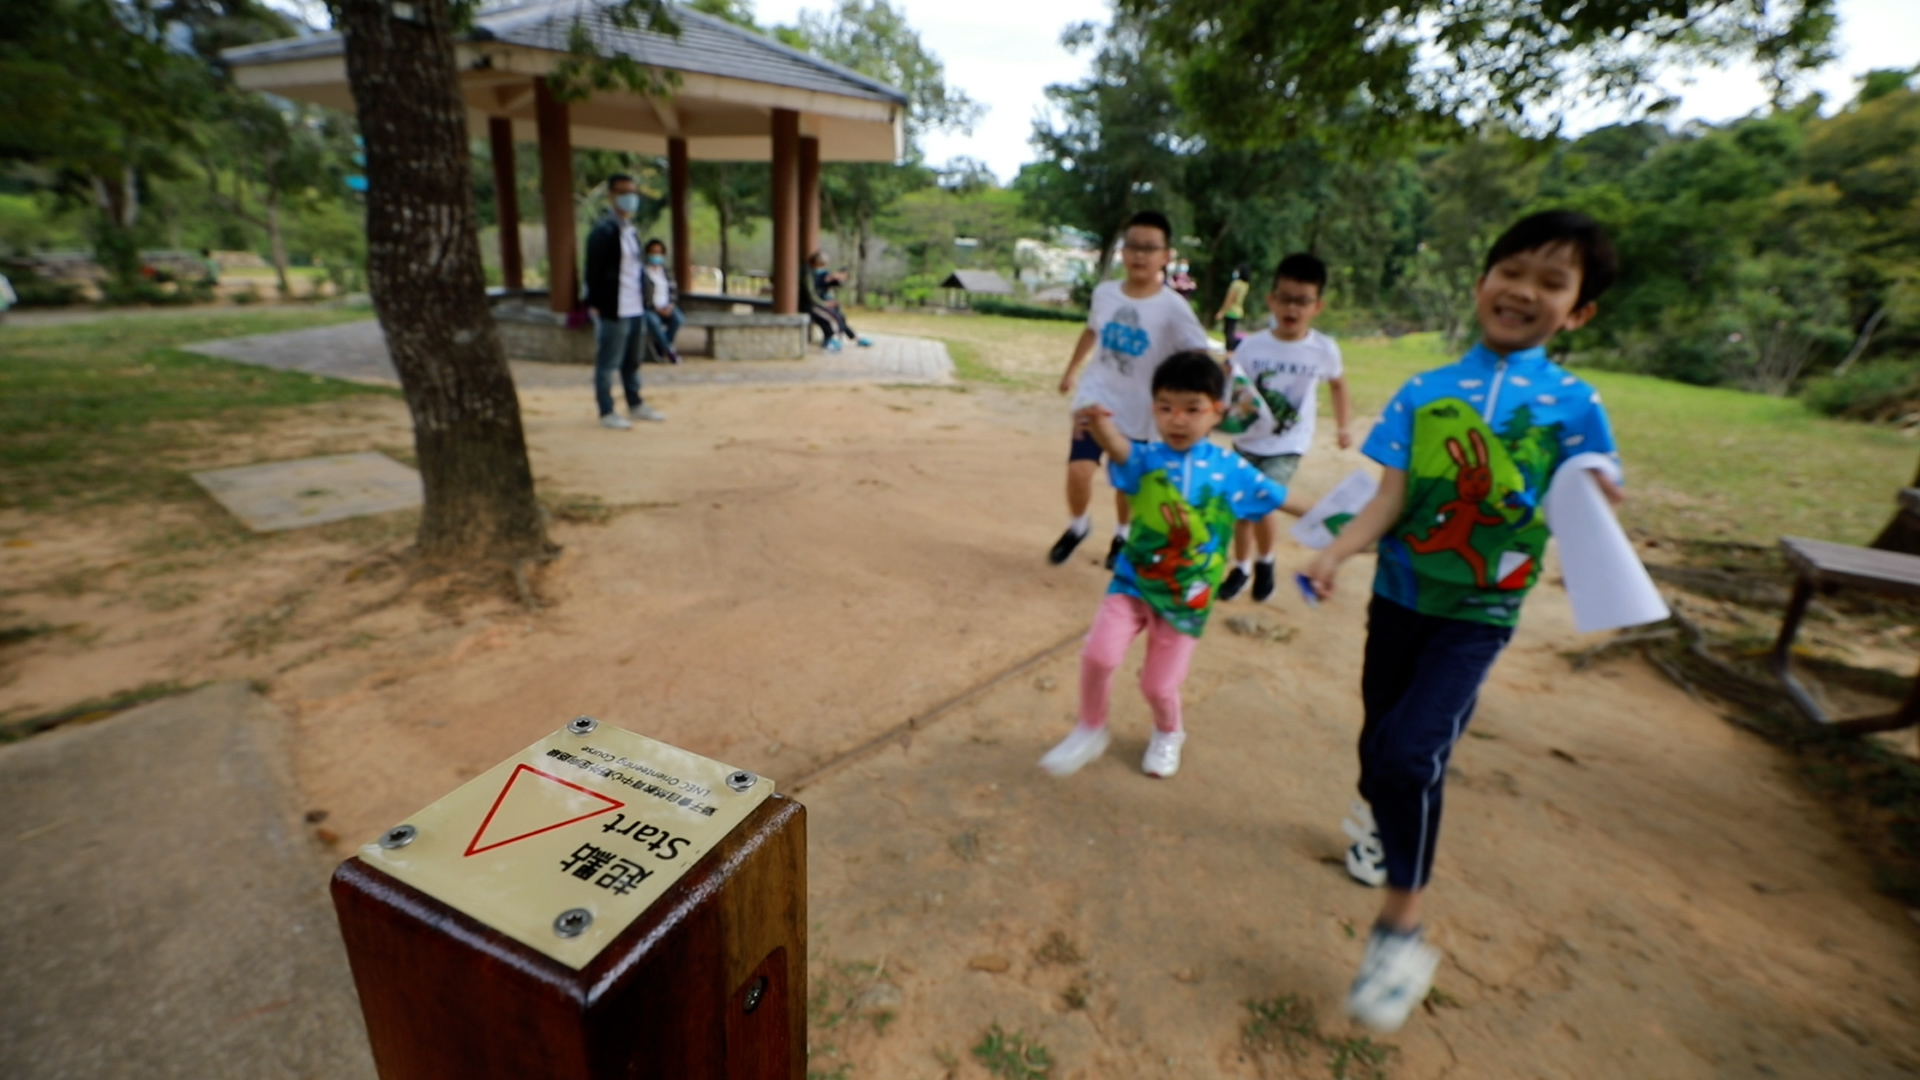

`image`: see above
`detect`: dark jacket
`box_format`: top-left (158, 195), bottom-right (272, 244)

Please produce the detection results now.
top-left (582, 215), bottom-right (679, 319)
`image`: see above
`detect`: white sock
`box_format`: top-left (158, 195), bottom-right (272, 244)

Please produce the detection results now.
top-left (1258, 553), bottom-right (1276, 565)
top-left (1068, 514), bottom-right (1091, 536)
top-left (1236, 559), bottom-right (1253, 575)
top-left (1115, 523), bottom-right (1131, 540)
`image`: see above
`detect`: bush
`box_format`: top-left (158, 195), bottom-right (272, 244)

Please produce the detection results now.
top-left (8, 275), bottom-right (82, 308)
top-left (1800, 359), bottom-right (1920, 421)
top-left (969, 296), bottom-right (1086, 323)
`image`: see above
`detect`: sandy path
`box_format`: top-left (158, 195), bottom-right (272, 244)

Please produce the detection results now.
top-left (6, 370), bottom-right (1916, 1078)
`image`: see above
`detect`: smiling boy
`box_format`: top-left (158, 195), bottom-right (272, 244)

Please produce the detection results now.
top-left (1300, 211), bottom-right (1624, 1032)
top-left (1051, 211), bottom-right (1214, 568)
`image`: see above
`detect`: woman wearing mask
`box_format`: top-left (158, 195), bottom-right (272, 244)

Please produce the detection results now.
top-left (640, 238), bottom-right (684, 365)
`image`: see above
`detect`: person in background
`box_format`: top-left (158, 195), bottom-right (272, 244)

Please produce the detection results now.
top-left (810, 251), bottom-right (871, 347)
top-left (801, 251), bottom-right (844, 352)
top-left (1168, 253), bottom-right (1198, 300)
top-left (582, 172), bottom-right (666, 429)
top-left (0, 271), bottom-right (15, 321)
top-left (1213, 265), bottom-right (1251, 352)
top-left (640, 238), bottom-right (684, 365)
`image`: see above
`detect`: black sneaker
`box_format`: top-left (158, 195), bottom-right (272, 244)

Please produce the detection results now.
top-left (1219, 566), bottom-right (1249, 602)
top-left (1252, 560), bottom-right (1277, 602)
top-left (1049, 528), bottom-right (1087, 566)
top-left (1105, 536), bottom-right (1124, 570)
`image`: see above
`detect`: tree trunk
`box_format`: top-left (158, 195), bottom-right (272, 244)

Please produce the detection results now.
top-left (1833, 306), bottom-right (1888, 378)
top-left (266, 188), bottom-right (291, 297)
top-left (336, 0), bottom-right (552, 566)
top-left (854, 208), bottom-right (869, 307)
top-left (717, 196), bottom-right (732, 285)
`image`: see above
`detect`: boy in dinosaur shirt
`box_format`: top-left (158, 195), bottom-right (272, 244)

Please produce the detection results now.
top-left (1039, 351), bottom-right (1288, 781)
top-left (1301, 211), bottom-right (1624, 1033)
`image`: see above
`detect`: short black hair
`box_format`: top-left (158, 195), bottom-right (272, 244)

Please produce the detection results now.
top-left (1151, 350), bottom-right (1226, 400)
top-left (1483, 210), bottom-right (1618, 306)
top-left (1125, 210), bottom-right (1173, 247)
top-left (608, 172), bottom-right (635, 188)
top-left (1273, 252), bottom-right (1328, 293)
top-left (644, 237), bottom-right (666, 252)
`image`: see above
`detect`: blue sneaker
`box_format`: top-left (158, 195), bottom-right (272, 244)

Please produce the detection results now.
top-left (857, 337), bottom-right (872, 347)
top-left (826, 337), bottom-right (844, 353)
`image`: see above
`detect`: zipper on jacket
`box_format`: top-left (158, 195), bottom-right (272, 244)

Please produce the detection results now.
top-left (1483, 358), bottom-right (1508, 423)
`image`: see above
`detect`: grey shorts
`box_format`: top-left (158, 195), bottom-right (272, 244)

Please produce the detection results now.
top-left (1237, 450), bottom-right (1301, 486)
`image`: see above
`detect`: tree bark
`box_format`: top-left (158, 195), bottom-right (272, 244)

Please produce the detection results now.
top-left (336, 0), bottom-right (552, 566)
top-left (266, 188), bottom-right (290, 296)
top-left (1833, 306), bottom-right (1888, 378)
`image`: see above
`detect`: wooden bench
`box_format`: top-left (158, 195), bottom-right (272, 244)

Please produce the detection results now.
top-left (1770, 536), bottom-right (1920, 734)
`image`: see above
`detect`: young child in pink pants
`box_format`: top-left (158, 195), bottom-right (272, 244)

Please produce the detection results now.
top-left (1039, 351), bottom-right (1290, 779)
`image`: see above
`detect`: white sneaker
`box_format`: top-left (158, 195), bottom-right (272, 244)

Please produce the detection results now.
top-left (600, 413), bottom-right (633, 430)
top-left (1141, 729), bottom-right (1186, 778)
top-left (1346, 926), bottom-right (1440, 1033)
top-left (1038, 725), bottom-right (1110, 777)
top-left (1342, 800), bottom-right (1388, 888)
top-left (630, 403), bottom-right (667, 422)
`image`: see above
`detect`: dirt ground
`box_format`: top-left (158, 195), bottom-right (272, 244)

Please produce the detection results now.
top-left (3, 372), bottom-right (1918, 1079)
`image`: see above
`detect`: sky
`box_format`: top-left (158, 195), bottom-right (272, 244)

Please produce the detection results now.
top-left (750, 0), bottom-right (1920, 183)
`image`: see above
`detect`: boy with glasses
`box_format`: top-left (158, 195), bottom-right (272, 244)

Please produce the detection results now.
top-left (1218, 253), bottom-right (1351, 602)
top-left (1050, 211), bottom-right (1213, 568)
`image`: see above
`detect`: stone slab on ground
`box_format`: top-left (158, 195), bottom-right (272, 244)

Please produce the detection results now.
top-left (192, 451), bottom-right (422, 532)
top-left (184, 319), bottom-right (952, 389)
top-left (0, 682), bottom-right (375, 1080)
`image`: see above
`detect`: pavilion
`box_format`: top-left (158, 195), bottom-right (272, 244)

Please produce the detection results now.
top-left (222, 0), bottom-right (907, 358)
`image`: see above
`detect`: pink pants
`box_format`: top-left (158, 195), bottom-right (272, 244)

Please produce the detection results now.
top-left (1079, 593), bottom-right (1200, 734)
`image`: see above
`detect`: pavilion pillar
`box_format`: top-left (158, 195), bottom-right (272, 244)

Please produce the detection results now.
top-left (534, 79), bottom-right (576, 314)
top-left (770, 108), bottom-right (800, 315)
top-left (799, 135), bottom-right (820, 263)
top-left (668, 136), bottom-right (692, 295)
top-left (487, 117), bottom-right (524, 293)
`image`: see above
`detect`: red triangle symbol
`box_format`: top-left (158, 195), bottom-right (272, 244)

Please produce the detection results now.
top-left (463, 764), bottom-right (626, 856)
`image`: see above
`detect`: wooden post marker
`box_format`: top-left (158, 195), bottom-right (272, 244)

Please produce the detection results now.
top-left (331, 717), bottom-right (805, 1080)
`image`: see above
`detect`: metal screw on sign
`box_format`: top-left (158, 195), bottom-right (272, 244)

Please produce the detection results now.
top-left (553, 908), bottom-right (593, 938)
top-left (378, 824), bottom-right (417, 850)
top-left (742, 975), bottom-right (768, 1014)
top-left (568, 716), bottom-right (598, 735)
top-left (725, 770), bottom-right (757, 793)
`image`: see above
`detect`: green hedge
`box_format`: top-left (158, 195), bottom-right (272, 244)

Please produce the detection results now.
top-left (1800, 359), bottom-right (1920, 421)
top-left (969, 296), bottom-right (1087, 323)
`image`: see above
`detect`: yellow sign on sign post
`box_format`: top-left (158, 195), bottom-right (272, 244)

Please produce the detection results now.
top-left (357, 717), bottom-right (775, 969)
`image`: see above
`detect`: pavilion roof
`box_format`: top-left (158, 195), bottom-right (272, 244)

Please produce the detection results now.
top-left (222, 1), bottom-right (907, 161)
top-left (224, 2), bottom-right (906, 107)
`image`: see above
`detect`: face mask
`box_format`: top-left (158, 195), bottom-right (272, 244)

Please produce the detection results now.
top-left (614, 193), bottom-right (640, 214)
top-left (646, 254), bottom-right (665, 266)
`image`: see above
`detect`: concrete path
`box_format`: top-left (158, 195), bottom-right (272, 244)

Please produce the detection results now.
top-left (0, 683), bottom-right (375, 1080)
top-left (184, 318), bottom-right (953, 389)
top-left (1, 302), bottom-right (354, 329)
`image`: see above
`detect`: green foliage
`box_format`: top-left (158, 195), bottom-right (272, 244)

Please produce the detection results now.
top-left (971, 1023), bottom-right (1051, 1079)
top-left (880, 185), bottom-right (1040, 281)
top-left (1801, 359), bottom-right (1920, 421)
top-left (1119, 0), bottom-right (1835, 151)
top-left (968, 296), bottom-right (1084, 322)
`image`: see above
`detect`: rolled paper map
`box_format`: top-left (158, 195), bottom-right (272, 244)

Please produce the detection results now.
top-left (1291, 468), bottom-right (1380, 550)
top-left (1543, 452), bottom-right (1670, 634)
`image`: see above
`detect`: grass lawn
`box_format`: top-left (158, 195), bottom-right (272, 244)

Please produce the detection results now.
top-left (857, 310), bottom-right (1915, 547)
top-left (0, 308), bottom-right (394, 511)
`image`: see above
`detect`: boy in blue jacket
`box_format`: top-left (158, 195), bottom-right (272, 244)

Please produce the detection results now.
top-left (1302, 211), bottom-right (1625, 1032)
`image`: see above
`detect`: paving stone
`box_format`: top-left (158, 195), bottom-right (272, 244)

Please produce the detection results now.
top-left (192, 451), bottom-right (421, 532)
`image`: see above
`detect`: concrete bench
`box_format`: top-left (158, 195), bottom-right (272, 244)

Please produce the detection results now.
top-left (1769, 535), bottom-right (1920, 734)
top-left (681, 310), bottom-right (807, 361)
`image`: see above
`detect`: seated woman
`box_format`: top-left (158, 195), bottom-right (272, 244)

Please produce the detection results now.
top-left (808, 251), bottom-right (871, 349)
top-left (640, 238), bottom-right (684, 364)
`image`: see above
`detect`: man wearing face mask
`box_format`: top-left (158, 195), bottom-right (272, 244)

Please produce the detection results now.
top-left (583, 172), bottom-right (667, 429)
top-left (640, 238), bottom-right (684, 365)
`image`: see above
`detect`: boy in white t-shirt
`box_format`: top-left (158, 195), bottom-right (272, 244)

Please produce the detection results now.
top-left (1050, 210), bottom-right (1214, 569)
top-left (1218, 253), bottom-right (1351, 602)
